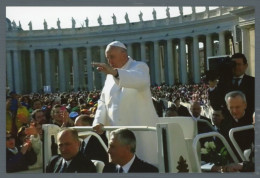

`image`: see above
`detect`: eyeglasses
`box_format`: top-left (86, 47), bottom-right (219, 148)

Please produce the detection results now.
top-left (6, 136), bottom-right (15, 141)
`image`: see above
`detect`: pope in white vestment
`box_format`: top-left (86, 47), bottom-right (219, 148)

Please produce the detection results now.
top-left (92, 41), bottom-right (158, 165)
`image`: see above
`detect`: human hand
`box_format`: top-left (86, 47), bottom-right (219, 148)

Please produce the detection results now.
top-left (20, 141), bottom-right (31, 154)
top-left (25, 123), bottom-right (38, 136)
top-left (222, 163), bottom-right (243, 172)
top-left (92, 123), bottom-right (104, 135)
top-left (92, 62), bottom-right (118, 76)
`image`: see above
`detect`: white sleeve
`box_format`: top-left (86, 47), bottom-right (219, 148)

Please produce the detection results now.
top-left (116, 62), bottom-right (150, 90)
top-left (92, 90), bottom-right (107, 126)
top-left (30, 134), bottom-right (42, 154)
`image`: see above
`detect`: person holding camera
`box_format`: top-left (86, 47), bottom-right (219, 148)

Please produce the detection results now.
top-left (208, 53), bottom-right (254, 117)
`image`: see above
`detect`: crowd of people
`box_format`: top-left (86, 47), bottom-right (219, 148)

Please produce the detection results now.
top-left (6, 41), bottom-right (255, 173)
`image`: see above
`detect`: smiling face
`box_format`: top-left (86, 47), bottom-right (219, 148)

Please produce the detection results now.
top-left (6, 133), bottom-right (16, 149)
top-left (105, 46), bottom-right (128, 69)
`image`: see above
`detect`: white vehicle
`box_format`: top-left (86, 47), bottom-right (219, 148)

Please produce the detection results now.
top-left (26, 116), bottom-right (250, 173)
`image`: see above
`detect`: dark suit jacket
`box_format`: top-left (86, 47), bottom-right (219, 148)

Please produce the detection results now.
top-left (81, 135), bottom-right (109, 164)
top-left (6, 147), bottom-right (37, 173)
top-left (103, 156), bottom-right (158, 173)
top-left (45, 151), bottom-right (96, 173)
top-left (176, 105), bottom-right (191, 117)
top-left (219, 112), bottom-right (254, 161)
top-left (209, 74), bottom-right (255, 114)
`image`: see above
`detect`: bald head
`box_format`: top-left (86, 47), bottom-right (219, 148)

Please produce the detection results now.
top-left (190, 101), bottom-right (201, 118)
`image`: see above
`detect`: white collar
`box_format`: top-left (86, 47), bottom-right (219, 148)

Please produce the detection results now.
top-left (233, 74), bottom-right (244, 79)
top-left (62, 158), bottom-right (72, 167)
top-left (118, 155), bottom-right (135, 173)
top-left (8, 147), bottom-right (18, 154)
top-left (120, 56), bottom-right (133, 69)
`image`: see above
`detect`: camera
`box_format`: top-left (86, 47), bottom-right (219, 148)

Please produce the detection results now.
top-left (204, 55), bottom-right (235, 83)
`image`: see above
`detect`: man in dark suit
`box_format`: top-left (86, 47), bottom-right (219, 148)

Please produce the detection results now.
top-left (220, 91), bottom-right (254, 155)
top-left (74, 114), bottom-right (108, 164)
top-left (208, 53), bottom-right (254, 116)
top-left (103, 128), bottom-right (158, 173)
top-left (45, 128), bottom-right (96, 173)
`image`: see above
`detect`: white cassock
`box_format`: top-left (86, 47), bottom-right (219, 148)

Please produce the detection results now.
top-left (93, 57), bottom-right (158, 165)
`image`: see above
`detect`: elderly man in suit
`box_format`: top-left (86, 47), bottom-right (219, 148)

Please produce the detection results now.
top-left (220, 91), bottom-right (254, 156)
top-left (92, 41), bottom-right (158, 165)
top-left (103, 128), bottom-right (158, 173)
top-left (45, 128), bottom-right (96, 173)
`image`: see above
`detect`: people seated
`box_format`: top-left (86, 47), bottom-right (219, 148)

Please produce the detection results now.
top-left (103, 128), bottom-right (158, 173)
top-left (6, 131), bottom-right (37, 172)
top-left (45, 128), bottom-right (96, 173)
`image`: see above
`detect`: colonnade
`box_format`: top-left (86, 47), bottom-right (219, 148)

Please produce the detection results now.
top-left (6, 30), bottom-right (232, 94)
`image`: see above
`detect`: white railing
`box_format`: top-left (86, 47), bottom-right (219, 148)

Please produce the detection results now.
top-left (229, 125), bottom-right (254, 161)
top-left (192, 132), bottom-right (239, 172)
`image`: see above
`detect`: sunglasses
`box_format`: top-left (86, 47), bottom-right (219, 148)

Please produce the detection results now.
top-left (6, 136), bottom-right (15, 141)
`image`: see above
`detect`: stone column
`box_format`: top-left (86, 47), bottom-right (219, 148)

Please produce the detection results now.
top-left (127, 43), bottom-right (133, 57)
top-left (206, 34), bottom-right (213, 59)
top-left (72, 47), bottom-right (79, 91)
top-left (153, 41), bottom-right (161, 85)
top-left (30, 49), bottom-right (37, 93)
top-left (86, 46), bottom-right (93, 91)
top-left (193, 36), bottom-right (200, 84)
top-left (44, 49), bottom-right (51, 88)
top-left (58, 48), bottom-right (66, 92)
top-left (218, 31), bottom-right (226, 55)
top-left (241, 28), bottom-right (250, 61)
top-left (167, 39), bottom-right (174, 85)
top-left (100, 45), bottom-right (106, 84)
top-left (6, 50), bottom-right (14, 91)
top-left (13, 49), bottom-right (22, 93)
top-left (179, 38), bottom-right (187, 84)
top-left (140, 42), bottom-right (146, 62)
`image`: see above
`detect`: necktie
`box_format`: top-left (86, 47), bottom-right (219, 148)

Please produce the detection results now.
top-left (80, 141), bottom-right (85, 152)
top-left (60, 162), bottom-right (67, 173)
top-left (234, 78), bottom-right (240, 88)
top-left (118, 166), bottom-right (124, 173)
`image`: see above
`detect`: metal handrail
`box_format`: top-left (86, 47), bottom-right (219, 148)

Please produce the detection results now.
top-left (192, 131), bottom-right (239, 172)
top-left (78, 131), bottom-right (108, 152)
top-left (71, 126), bottom-right (157, 132)
top-left (229, 125), bottom-right (254, 161)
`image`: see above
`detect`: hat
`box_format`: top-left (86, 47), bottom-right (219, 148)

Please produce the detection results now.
top-left (69, 112), bottom-right (79, 120)
top-left (106, 41), bottom-right (127, 50)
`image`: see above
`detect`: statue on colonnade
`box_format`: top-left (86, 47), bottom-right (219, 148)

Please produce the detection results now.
top-left (139, 11), bottom-right (143, 22)
top-left (72, 17), bottom-right (76, 28)
top-left (85, 17), bottom-right (89, 27)
top-left (57, 18), bottom-right (61, 29)
top-left (152, 8), bottom-right (157, 20)
top-left (166, 6), bottom-right (170, 18)
top-left (98, 15), bottom-right (102, 26)
top-left (12, 20), bottom-right (17, 28)
top-left (19, 21), bottom-right (22, 29)
top-left (43, 19), bottom-right (48, 30)
top-left (179, 6), bottom-right (183, 16)
top-left (112, 13), bottom-right (117, 25)
top-left (125, 13), bottom-right (130, 23)
top-left (28, 21), bottom-right (32, 30)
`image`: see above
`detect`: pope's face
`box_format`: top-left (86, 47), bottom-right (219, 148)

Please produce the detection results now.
top-left (105, 47), bottom-right (127, 68)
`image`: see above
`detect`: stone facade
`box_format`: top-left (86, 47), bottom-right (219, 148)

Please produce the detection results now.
top-left (6, 6), bottom-right (255, 94)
